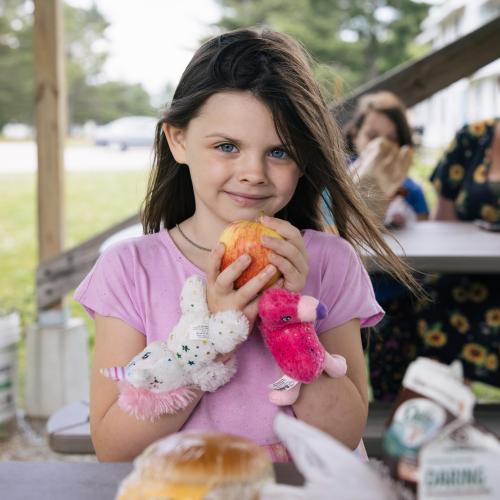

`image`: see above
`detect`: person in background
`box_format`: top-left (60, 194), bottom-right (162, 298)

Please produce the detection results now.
top-left (345, 91), bottom-right (429, 227)
top-left (339, 92), bottom-right (431, 401)
top-left (346, 92), bottom-right (430, 304)
top-left (371, 118), bottom-right (500, 401)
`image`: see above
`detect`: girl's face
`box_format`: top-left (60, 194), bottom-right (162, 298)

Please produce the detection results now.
top-left (165, 91), bottom-right (302, 228)
top-left (354, 110), bottom-right (398, 153)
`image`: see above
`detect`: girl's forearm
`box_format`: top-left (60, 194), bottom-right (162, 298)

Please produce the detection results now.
top-left (91, 390), bottom-right (204, 462)
top-left (293, 374), bottom-right (368, 450)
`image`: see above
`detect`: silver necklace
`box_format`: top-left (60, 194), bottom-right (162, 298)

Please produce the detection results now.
top-left (176, 223), bottom-right (211, 252)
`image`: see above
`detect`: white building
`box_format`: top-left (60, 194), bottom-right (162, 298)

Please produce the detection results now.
top-left (411, 0), bottom-right (500, 148)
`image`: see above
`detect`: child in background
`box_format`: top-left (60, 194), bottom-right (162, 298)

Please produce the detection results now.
top-left (75, 29), bottom-right (416, 462)
top-left (345, 91), bottom-right (429, 227)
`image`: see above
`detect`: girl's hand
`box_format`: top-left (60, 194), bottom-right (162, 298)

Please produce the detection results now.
top-left (206, 243), bottom-right (284, 329)
top-left (259, 215), bottom-right (309, 293)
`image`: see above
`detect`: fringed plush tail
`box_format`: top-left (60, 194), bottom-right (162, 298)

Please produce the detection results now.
top-left (117, 381), bottom-right (198, 420)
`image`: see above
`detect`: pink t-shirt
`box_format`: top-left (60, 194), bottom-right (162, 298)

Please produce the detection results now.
top-left (74, 229), bottom-right (383, 446)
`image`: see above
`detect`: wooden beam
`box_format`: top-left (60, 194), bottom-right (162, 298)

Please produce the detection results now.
top-left (34, 0), bottom-right (66, 310)
top-left (333, 15), bottom-right (500, 126)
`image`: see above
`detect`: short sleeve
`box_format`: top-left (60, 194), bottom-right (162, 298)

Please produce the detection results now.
top-left (73, 244), bottom-right (145, 333)
top-left (316, 241), bottom-right (384, 333)
top-left (429, 125), bottom-right (470, 200)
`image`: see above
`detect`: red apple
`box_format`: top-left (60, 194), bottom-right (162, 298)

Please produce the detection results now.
top-left (219, 220), bottom-right (283, 289)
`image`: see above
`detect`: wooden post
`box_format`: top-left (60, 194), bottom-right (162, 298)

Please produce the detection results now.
top-left (34, 0), bottom-right (66, 312)
top-left (27, 0), bottom-right (89, 418)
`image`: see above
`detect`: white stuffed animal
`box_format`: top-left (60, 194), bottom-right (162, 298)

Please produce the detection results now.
top-left (101, 275), bottom-right (249, 420)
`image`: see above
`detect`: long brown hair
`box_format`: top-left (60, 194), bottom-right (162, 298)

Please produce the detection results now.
top-left (345, 91), bottom-right (413, 154)
top-left (142, 28), bottom-right (419, 291)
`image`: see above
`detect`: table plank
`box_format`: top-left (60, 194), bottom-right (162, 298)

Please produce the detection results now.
top-left (1, 462), bottom-right (132, 500)
top-left (368, 221), bottom-right (500, 273)
top-left (0, 461), bottom-right (302, 500)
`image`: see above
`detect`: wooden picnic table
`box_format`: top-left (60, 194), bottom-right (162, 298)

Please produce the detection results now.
top-left (0, 460), bottom-right (303, 500)
top-left (370, 221), bottom-right (500, 273)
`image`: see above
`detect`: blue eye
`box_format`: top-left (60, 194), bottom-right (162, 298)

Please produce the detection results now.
top-left (217, 143), bottom-right (238, 153)
top-left (269, 148), bottom-right (288, 159)
top-left (281, 315), bottom-right (292, 322)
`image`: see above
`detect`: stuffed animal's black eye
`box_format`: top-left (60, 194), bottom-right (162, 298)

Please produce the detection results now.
top-left (142, 352), bottom-right (150, 359)
top-left (281, 315), bottom-right (292, 322)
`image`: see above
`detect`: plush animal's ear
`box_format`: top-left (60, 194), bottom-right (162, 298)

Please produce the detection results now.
top-left (183, 275), bottom-right (205, 292)
top-left (180, 275), bottom-right (209, 313)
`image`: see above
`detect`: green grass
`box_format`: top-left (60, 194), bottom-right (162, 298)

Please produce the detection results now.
top-left (0, 169), bottom-right (148, 404)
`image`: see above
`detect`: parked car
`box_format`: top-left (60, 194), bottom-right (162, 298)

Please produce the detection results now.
top-left (94, 116), bottom-right (157, 150)
top-left (2, 123), bottom-right (33, 140)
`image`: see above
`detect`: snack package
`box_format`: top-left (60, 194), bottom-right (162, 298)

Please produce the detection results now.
top-left (419, 419), bottom-right (500, 499)
top-left (383, 358), bottom-right (476, 491)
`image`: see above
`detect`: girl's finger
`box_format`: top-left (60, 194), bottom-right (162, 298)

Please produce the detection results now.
top-left (243, 297), bottom-right (260, 324)
top-left (215, 253), bottom-right (252, 291)
top-left (267, 253), bottom-right (304, 291)
top-left (241, 277), bottom-right (284, 316)
top-left (270, 277), bottom-right (285, 289)
top-left (216, 351), bottom-right (235, 364)
top-left (260, 215), bottom-right (302, 242)
top-left (206, 243), bottom-right (225, 285)
top-left (236, 264), bottom-right (278, 303)
top-left (260, 235), bottom-right (308, 276)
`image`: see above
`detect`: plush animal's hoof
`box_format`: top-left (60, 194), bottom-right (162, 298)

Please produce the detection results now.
top-left (269, 384), bottom-right (300, 406)
top-left (324, 353), bottom-right (347, 378)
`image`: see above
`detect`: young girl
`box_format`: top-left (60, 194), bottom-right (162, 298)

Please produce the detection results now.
top-left (75, 28), bottom-right (415, 462)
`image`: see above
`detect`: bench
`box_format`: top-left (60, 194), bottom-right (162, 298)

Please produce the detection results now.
top-left (47, 401), bottom-right (500, 458)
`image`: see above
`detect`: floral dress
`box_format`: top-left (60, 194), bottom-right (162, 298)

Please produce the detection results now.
top-left (369, 119), bottom-right (500, 401)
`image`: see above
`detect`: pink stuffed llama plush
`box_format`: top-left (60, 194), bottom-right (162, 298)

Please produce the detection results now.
top-left (258, 287), bottom-right (347, 406)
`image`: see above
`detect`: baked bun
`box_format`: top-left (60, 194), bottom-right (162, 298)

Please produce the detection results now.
top-left (116, 431), bottom-right (275, 499)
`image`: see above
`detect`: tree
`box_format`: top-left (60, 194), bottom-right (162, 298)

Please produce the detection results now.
top-left (0, 0), bottom-right (154, 130)
top-left (0, 0), bottom-right (34, 129)
top-left (83, 82), bottom-right (155, 124)
top-left (63, 3), bottom-right (154, 124)
top-left (64, 2), bottom-right (110, 124)
top-left (214, 0), bottom-right (430, 101)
